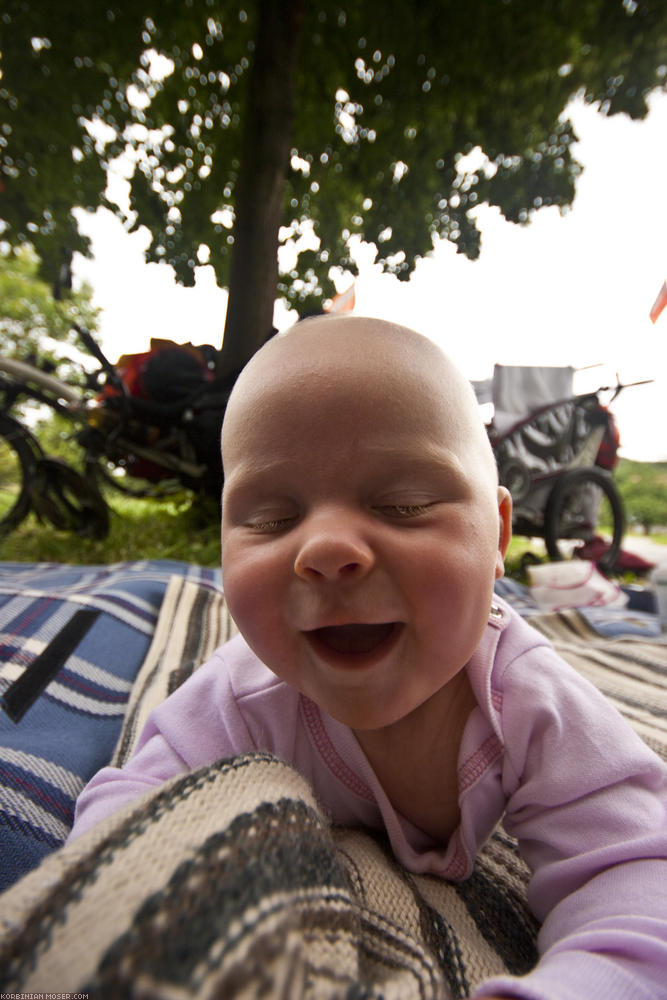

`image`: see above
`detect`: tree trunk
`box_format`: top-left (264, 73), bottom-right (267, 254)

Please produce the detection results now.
top-left (217, 0), bottom-right (306, 379)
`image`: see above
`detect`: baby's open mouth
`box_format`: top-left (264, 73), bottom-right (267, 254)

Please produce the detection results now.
top-left (307, 622), bottom-right (400, 656)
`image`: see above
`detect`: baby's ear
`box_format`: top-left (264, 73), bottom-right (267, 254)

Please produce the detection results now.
top-left (495, 487), bottom-right (513, 580)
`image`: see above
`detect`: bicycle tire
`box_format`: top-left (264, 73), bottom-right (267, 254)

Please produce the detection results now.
top-left (32, 457), bottom-right (110, 539)
top-left (544, 467), bottom-right (625, 572)
top-left (0, 414), bottom-right (37, 536)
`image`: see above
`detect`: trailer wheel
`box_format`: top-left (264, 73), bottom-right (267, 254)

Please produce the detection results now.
top-left (544, 467), bottom-right (625, 573)
top-left (498, 457), bottom-right (532, 505)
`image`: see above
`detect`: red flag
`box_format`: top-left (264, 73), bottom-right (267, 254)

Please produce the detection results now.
top-left (649, 280), bottom-right (667, 324)
top-left (325, 283), bottom-right (355, 314)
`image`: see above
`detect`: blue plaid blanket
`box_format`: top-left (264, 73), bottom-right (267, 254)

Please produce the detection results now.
top-left (0, 560), bottom-right (222, 891)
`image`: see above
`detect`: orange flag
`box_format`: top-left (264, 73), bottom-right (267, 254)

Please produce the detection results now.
top-left (649, 280), bottom-right (667, 324)
top-left (325, 283), bottom-right (356, 314)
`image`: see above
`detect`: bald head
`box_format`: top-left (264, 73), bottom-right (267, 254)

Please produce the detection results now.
top-left (222, 315), bottom-right (497, 486)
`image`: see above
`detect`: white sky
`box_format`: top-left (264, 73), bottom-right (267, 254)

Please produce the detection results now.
top-left (73, 91), bottom-right (667, 462)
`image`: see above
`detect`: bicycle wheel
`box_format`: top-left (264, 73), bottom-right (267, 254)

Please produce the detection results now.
top-left (0, 414), bottom-right (36, 535)
top-left (32, 457), bottom-right (110, 539)
top-left (544, 467), bottom-right (625, 572)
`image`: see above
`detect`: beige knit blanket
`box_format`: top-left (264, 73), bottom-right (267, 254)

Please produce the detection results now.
top-left (0, 577), bottom-right (665, 997)
top-left (0, 752), bottom-right (538, 998)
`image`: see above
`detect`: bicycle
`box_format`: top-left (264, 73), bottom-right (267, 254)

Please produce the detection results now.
top-left (0, 326), bottom-right (236, 539)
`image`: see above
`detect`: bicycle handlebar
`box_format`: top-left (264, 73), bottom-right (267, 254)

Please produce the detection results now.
top-left (72, 324), bottom-right (127, 397)
top-left (72, 324), bottom-right (112, 371)
top-left (603, 377), bottom-right (654, 403)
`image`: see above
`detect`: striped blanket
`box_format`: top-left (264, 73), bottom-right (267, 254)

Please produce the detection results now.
top-left (0, 569), bottom-right (665, 997)
top-left (526, 607), bottom-right (667, 764)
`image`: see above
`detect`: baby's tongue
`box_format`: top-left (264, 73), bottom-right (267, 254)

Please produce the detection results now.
top-left (315, 623), bottom-right (394, 654)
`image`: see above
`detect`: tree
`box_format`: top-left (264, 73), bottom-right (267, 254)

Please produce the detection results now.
top-left (0, 244), bottom-right (98, 369)
top-left (1, 1), bottom-right (666, 375)
top-left (616, 460), bottom-right (667, 535)
top-left (627, 490), bottom-right (667, 535)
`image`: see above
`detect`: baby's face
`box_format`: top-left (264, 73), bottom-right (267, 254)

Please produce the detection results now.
top-left (221, 318), bottom-right (511, 733)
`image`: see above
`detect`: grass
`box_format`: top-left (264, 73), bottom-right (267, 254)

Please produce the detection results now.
top-left (0, 490), bottom-right (222, 567)
top-left (504, 531), bottom-right (666, 585)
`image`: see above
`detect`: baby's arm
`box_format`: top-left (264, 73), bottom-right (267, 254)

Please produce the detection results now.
top-left (69, 646), bottom-right (255, 840)
top-left (68, 725), bottom-right (190, 840)
top-left (474, 644), bottom-right (667, 1000)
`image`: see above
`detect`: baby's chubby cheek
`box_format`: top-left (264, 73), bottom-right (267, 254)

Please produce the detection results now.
top-left (221, 543), bottom-right (280, 635)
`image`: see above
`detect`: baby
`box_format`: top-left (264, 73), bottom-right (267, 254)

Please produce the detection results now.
top-left (70, 316), bottom-right (667, 999)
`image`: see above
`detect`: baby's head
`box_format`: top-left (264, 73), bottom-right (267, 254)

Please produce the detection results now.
top-left (221, 316), bottom-right (511, 732)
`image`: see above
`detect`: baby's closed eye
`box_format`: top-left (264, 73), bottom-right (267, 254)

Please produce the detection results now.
top-left (374, 502), bottom-right (433, 518)
top-left (247, 515), bottom-right (296, 532)
top-left (241, 503), bottom-right (299, 531)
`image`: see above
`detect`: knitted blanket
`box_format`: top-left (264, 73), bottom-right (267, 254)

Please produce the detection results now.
top-left (0, 753), bottom-right (538, 998)
top-left (0, 573), bottom-right (665, 997)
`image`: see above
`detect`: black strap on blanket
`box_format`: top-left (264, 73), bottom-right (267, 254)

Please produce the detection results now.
top-left (1, 608), bottom-right (100, 723)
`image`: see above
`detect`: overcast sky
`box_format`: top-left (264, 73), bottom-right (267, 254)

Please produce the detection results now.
top-left (73, 91), bottom-right (667, 462)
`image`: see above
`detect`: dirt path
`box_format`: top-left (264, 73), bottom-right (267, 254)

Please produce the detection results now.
top-left (621, 533), bottom-right (667, 569)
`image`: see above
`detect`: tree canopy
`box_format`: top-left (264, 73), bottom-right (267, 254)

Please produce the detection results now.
top-left (1, 1), bottom-right (666, 372)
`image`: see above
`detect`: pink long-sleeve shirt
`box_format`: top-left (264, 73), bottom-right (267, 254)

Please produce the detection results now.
top-left (70, 599), bottom-right (667, 999)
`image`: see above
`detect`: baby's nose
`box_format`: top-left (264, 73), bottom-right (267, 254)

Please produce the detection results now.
top-left (293, 516), bottom-right (374, 582)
